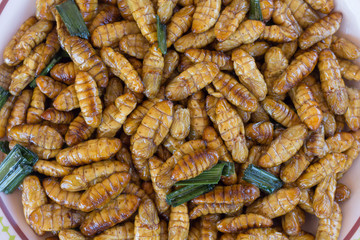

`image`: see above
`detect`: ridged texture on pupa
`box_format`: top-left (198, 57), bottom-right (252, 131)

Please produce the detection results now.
top-left (56, 138), bottom-right (122, 166)
top-left (53, 84), bottom-right (80, 111)
top-left (37, 75), bottom-right (67, 99)
top-left (165, 62), bottom-right (219, 101)
top-left (216, 98), bottom-right (248, 163)
top-left (50, 62), bottom-right (78, 85)
top-left (79, 172), bottom-right (130, 212)
top-left (75, 72), bottom-right (102, 128)
top-left (237, 228), bottom-right (289, 240)
top-left (127, 0), bottom-right (157, 43)
top-left (331, 36), bottom-right (360, 60)
top-left (65, 115), bottom-right (95, 146)
top-left (80, 194), bottom-right (140, 236)
top-left (232, 48), bottom-right (267, 100)
top-left (280, 149), bottom-right (313, 183)
top-left (313, 174), bottom-right (336, 219)
top-left (217, 213), bottom-right (273, 233)
top-left (157, 0), bottom-right (178, 23)
top-left (318, 49), bottom-right (349, 115)
top-left (92, 222), bottom-right (134, 240)
top-left (74, 0), bottom-right (98, 22)
top-left (6, 90), bottom-right (32, 134)
top-left (29, 203), bottom-right (84, 232)
top-left (316, 202), bottom-right (342, 240)
top-left (185, 49), bottom-right (233, 71)
top-left (88, 4), bottom-right (121, 33)
top-left (143, 44), bottom-right (164, 98)
top-left (245, 122), bottom-right (274, 145)
top-left (188, 91), bottom-right (210, 140)
top-left (296, 153), bottom-right (347, 188)
top-left (299, 12), bottom-right (342, 49)
top-left (192, 0), bottom-right (221, 33)
top-left (9, 124), bottom-right (64, 149)
top-left (26, 87), bottom-right (46, 124)
top-left (246, 188), bottom-right (301, 218)
top-left (168, 203), bottom-right (190, 240)
top-left (134, 199), bottom-right (161, 239)
top-left (174, 28), bottom-right (216, 53)
top-left (33, 160), bottom-right (74, 178)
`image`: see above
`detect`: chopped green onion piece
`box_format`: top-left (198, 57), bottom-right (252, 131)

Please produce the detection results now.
top-left (0, 141), bottom-right (10, 154)
top-left (0, 86), bottom-right (10, 111)
top-left (249, 0), bottom-right (263, 21)
top-left (243, 164), bottom-right (283, 194)
top-left (0, 144), bottom-right (38, 194)
top-left (29, 50), bottom-right (68, 88)
top-left (166, 184), bottom-right (215, 207)
top-left (175, 161), bottom-right (235, 186)
top-left (56, 0), bottom-right (90, 39)
top-left (156, 15), bottom-right (167, 55)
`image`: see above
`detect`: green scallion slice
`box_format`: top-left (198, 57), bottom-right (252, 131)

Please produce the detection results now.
top-left (156, 15), bottom-right (167, 55)
top-left (56, 0), bottom-right (90, 39)
top-left (166, 184), bottom-right (215, 207)
top-left (243, 164), bottom-right (283, 194)
top-left (249, 0), bottom-right (263, 21)
top-left (0, 87), bottom-right (10, 111)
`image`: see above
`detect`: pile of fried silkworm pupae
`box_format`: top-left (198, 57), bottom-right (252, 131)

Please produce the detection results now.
top-left (1, 0), bottom-right (360, 239)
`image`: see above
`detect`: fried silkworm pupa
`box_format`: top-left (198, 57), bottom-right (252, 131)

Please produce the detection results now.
top-left (170, 107), bottom-right (190, 140)
top-left (88, 4), bottom-right (121, 33)
top-left (299, 12), bottom-right (342, 49)
top-left (335, 183), bottom-right (351, 202)
top-left (91, 21), bottom-right (140, 48)
top-left (6, 89), bottom-right (32, 134)
top-left (326, 132), bottom-right (354, 153)
top-left (149, 157), bottom-right (171, 214)
top-left (65, 115), bottom-right (95, 146)
top-left (246, 187), bottom-right (301, 218)
top-left (339, 59), bottom-right (360, 80)
top-left (79, 172), bottom-right (130, 212)
top-left (215, 20), bottom-right (265, 52)
top-left (97, 93), bottom-right (137, 138)
top-left (92, 222), bottom-right (134, 240)
top-left (43, 178), bottom-right (82, 210)
top-left (290, 83), bottom-right (323, 131)
top-left (331, 36), bottom-right (360, 60)
top-left (127, 0), bottom-right (157, 43)
top-left (192, 184), bottom-right (260, 206)
top-left (216, 98), bottom-right (248, 163)
top-left (80, 194), bottom-right (140, 236)
top-left (214, 0), bottom-right (249, 42)
top-left (41, 108), bottom-right (75, 124)
top-left (56, 138), bottom-right (121, 166)
top-left (174, 28), bottom-right (216, 53)
top-left (188, 91), bottom-right (210, 140)
top-left (345, 87), bottom-right (360, 131)
top-left (318, 49), bottom-right (349, 115)
top-left (192, 0), bottom-right (221, 33)
top-left (237, 228), bottom-right (289, 239)
top-left (296, 153), bottom-right (347, 189)
top-left (217, 213), bottom-right (273, 233)
top-left (117, 0), bottom-right (134, 20)
top-left (245, 122), bottom-right (274, 145)
top-left (9, 124), bottom-right (64, 149)
top-left (163, 50), bottom-right (179, 81)
top-left (258, 124), bottom-right (307, 168)
top-left (58, 229), bottom-right (87, 240)
top-left (165, 62), bottom-right (219, 101)
top-left (131, 100), bottom-right (173, 179)
top-left (288, 231), bottom-right (315, 240)
top-left (104, 77), bottom-right (123, 107)
top-left (142, 43), bottom-right (164, 98)
top-left (272, 51), bottom-right (318, 95)
top-left (171, 149), bottom-right (219, 181)
top-left (53, 84), bottom-right (80, 111)
top-left (75, 0), bottom-right (98, 22)
top-left (33, 160), bottom-right (74, 178)
top-left (61, 160), bottom-right (130, 191)
top-left (313, 174), bottom-right (336, 219)
top-left (36, 0), bottom-right (63, 21)
top-left (29, 203), bottom-right (84, 232)
top-left (261, 97), bottom-right (301, 128)
top-left (75, 71), bottom-right (102, 128)
top-left (168, 203), bottom-right (190, 240)
top-left (212, 72), bottom-right (258, 112)
top-left (26, 87), bottom-right (45, 124)
top-left (100, 47), bottom-right (144, 93)
top-left (9, 140), bottom-right (61, 160)
top-left (22, 176), bottom-right (47, 235)
top-left (157, 0), bottom-right (178, 24)
top-left (0, 63), bottom-right (13, 91)
top-left (315, 202), bottom-right (342, 240)
top-left (36, 75), bottom-right (67, 99)
top-left (281, 207), bottom-right (305, 236)
top-left (304, 0), bottom-right (334, 14)
top-left (166, 5), bottom-right (195, 48)
top-left (155, 139), bottom-right (207, 189)
top-left (134, 199), bottom-right (160, 239)
top-left (232, 48), bottom-right (267, 100)
top-left (123, 97), bottom-right (162, 135)
top-left (50, 62), bottom-right (78, 85)
top-left (199, 214), bottom-right (220, 240)
top-left (185, 49), bottom-right (233, 71)
top-left (189, 203), bottom-right (243, 220)
top-left (0, 96), bottom-right (16, 138)
top-left (240, 41), bottom-right (271, 58)
top-left (280, 149), bottom-right (313, 183)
